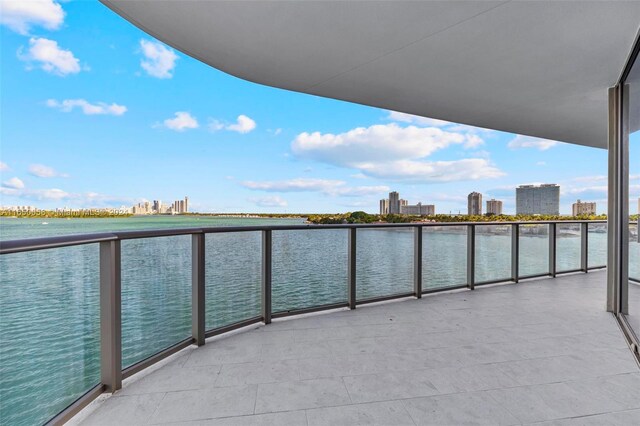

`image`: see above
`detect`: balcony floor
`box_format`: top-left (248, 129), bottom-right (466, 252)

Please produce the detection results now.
top-left (75, 271), bottom-right (640, 425)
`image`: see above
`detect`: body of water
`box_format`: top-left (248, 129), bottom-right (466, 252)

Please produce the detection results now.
top-left (0, 217), bottom-right (628, 425)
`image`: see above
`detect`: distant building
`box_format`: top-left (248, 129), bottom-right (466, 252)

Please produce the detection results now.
top-left (184, 196), bottom-right (189, 213)
top-left (486, 199), bottom-right (503, 215)
top-left (380, 191), bottom-right (434, 216)
top-left (468, 192), bottom-right (482, 215)
top-left (516, 184), bottom-right (560, 215)
top-left (400, 203), bottom-right (435, 216)
top-left (389, 191), bottom-right (400, 214)
top-left (379, 199), bottom-right (389, 215)
top-left (572, 199), bottom-right (596, 216)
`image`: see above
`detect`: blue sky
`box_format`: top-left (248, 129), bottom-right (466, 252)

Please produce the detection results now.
top-left (0, 0), bottom-right (636, 215)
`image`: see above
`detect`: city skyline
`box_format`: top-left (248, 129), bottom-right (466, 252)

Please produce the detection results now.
top-left (1, 2), bottom-right (639, 215)
top-left (376, 186), bottom-right (605, 217)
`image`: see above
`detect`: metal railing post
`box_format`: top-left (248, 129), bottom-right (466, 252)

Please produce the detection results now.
top-left (414, 226), bottom-right (422, 298)
top-left (348, 228), bottom-right (357, 309)
top-left (467, 224), bottom-right (475, 290)
top-left (549, 223), bottom-right (557, 277)
top-left (511, 224), bottom-right (519, 283)
top-left (192, 233), bottom-right (205, 346)
top-left (580, 222), bottom-right (589, 273)
top-left (262, 230), bottom-right (272, 324)
top-left (100, 240), bottom-right (122, 393)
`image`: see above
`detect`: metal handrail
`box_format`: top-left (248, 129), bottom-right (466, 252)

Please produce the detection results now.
top-left (0, 219), bottom-right (609, 254)
top-left (0, 219), bottom-right (614, 425)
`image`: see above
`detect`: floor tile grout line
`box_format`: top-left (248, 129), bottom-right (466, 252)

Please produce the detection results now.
top-left (145, 392), bottom-right (168, 425)
top-left (252, 383), bottom-right (259, 415)
top-left (340, 376), bottom-right (354, 404)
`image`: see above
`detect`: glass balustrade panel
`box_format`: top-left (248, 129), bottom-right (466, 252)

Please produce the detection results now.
top-left (121, 236), bottom-right (191, 368)
top-left (272, 229), bottom-right (348, 313)
top-left (422, 226), bottom-right (467, 290)
top-left (0, 245), bottom-right (100, 426)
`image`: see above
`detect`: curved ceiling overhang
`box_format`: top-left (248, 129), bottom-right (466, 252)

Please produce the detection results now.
top-left (101, 0), bottom-right (640, 149)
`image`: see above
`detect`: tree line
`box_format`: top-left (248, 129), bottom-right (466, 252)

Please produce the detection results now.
top-left (306, 211), bottom-right (612, 225)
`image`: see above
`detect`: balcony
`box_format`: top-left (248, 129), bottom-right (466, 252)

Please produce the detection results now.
top-left (69, 271), bottom-right (640, 425)
top-left (1, 221), bottom-right (639, 425)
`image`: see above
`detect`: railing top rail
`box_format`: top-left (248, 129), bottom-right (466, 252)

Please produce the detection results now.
top-left (0, 219), bottom-right (609, 255)
top-left (0, 233), bottom-right (118, 254)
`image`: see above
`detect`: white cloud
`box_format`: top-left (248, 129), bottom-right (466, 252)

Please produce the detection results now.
top-left (0, 161), bottom-right (9, 171)
top-left (26, 187), bottom-right (69, 200)
top-left (571, 175), bottom-right (607, 183)
top-left (358, 159), bottom-right (505, 182)
top-left (464, 134), bottom-right (484, 149)
top-left (332, 185), bottom-right (390, 197)
top-left (0, 0), bottom-right (64, 35)
top-left (227, 115), bottom-right (256, 133)
top-left (536, 161), bottom-right (547, 166)
top-left (508, 135), bottom-right (558, 151)
top-left (209, 115), bottom-right (257, 134)
top-left (1, 185), bottom-right (130, 205)
top-left (293, 124), bottom-right (481, 166)
top-left (2, 177), bottom-right (24, 189)
top-left (161, 112), bottom-right (199, 131)
top-left (291, 123), bottom-right (500, 183)
top-left (46, 99), bottom-right (127, 116)
top-left (139, 39), bottom-right (178, 79)
top-left (28, 163), bottom-right (68, 178)
top-left (387, 111), bottom-right (450, 127)
top-left (387, 110), bottom-right (493, 136)
top-left (243, 178), bottom-right (342, 193)
top-left (242, 178), bottom-right (388, 197)
top-left (18, 37), bottom-right (81, 76)
top-left (249, 196), bottom-right (288, 207)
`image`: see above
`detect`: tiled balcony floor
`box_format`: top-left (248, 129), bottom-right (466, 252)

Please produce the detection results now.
top-left (74, 271), bottom-right (640, 425)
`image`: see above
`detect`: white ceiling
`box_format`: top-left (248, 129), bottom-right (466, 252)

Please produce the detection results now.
top-left (102, 1), bottom-right (640, 149)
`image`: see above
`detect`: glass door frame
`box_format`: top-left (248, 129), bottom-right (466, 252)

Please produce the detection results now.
top-left (609, 28), bottom-right (640, 359)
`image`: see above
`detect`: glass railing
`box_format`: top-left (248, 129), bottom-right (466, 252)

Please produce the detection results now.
top-left (475, 224), bottom-right (512, 283)
top-left (0, 220), bottom-right (607, 424)
top-left (519, 224), bottom-right (549, 277)
top-left (272, 229), bottom-right (348, 313)
top-left (205, 232), bottom-right (261, 330)
top-left (121, 236), bottom-right (192, 368)
top-left (630, 223), bottom-right (640, 281)
top-left (588, 222), bottom-right (607, 268)
top-left (556, 223), bottom-right (582, 272)
top-left (422, 226), bottom-right (467, 290)
top-left (0, 245), bottom-right (100, 426)
top-left (356, 228), bottom-right (413, 300)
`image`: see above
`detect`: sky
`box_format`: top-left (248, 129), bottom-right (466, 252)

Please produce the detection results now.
top-left (0, 0), bottom-right (638, 215)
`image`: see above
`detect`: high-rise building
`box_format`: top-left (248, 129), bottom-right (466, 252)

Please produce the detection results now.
top-left (400, 203), bottom-right (435, 216)
top-left (486, 199), bottom-right (503, 215)
top-left (516, 184), bottom-right (560, 215)
top-left (389, 191), bottom-right (400, 214)
top-left (184, 196), bottom-right (189, 213)
top-left (179, 200), bottom-right (185, 213)
top-left (379, 199), bottom-right (389, 215)
top-left (468, 192), bottom-right (482, 215)
top-left (399, 199), bottom-right (408, 209)
top-left (572, 199), bottom-right (596, 216)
